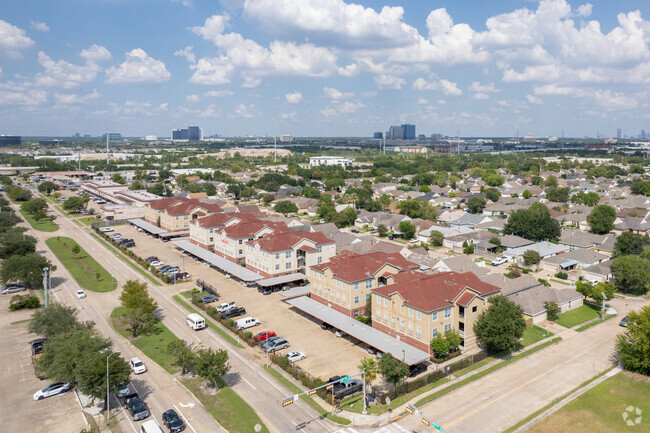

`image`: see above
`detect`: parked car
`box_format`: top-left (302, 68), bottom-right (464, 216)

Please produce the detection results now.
top-left (320, 322), bottom-right (333, 330)
top-left (145, 256), bottom-right (159, 262)
top-left (334, 329), bottom-right (347, 338)
top-left (333, 379), bottom-right (362, 399)
top-left (126, 396), bottom-right (150, 421)
top-left (262, 337), bottom-right (289, 353)
top-left (201, 295), bottom-right (219, 305)
top-left (367, 347), bottom-right (384, 357)
top-left (130, 357), bottom-right (147, 374)
top-left (236, 316), bottom-right (260, 331)
top-left (173, 272), bottom-right (190, 281)
top-left (149, 260), bottom-right (163, 267)
top-left (408, 363), bottom-right (428, 377)
top-left (117, 382), bottom-right (133, 398)
top-left (254, 331), bottom-right (276, 342)
top-left (221, 307), bottom-right (246, 319)
top-left (33, 382), bottom-right (71, 400)
top-left (216, 302), bottom-right (236, 313)
top-left (620, 316), bottom-right (630, 327)
top-left (285, 351), bottom-right (307, 363)
top-left (75, 290), bottom-right (86, 299)
top-left (2, 283), bottom-right (26, 294)
top-left (164, 268), bottom-right (180, 276)
top-left (409, 238), bottom-right (419, 244)
top-left (350, 229), bottom-right (359, 233)
top-left (158, 265), bottom-right (172, 273)
top-left (388, 234), bottom-right (399, 240)
top-left (491, 256), bottom-right (509, 266)
top-left (109, 233), bottom-right (122, 239)
top-left (122, 240), bottom-right (135, 248)
top-left (162, 409), bottom-right (186, 432)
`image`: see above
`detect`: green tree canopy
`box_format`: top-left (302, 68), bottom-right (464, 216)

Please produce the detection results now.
top-left (0, 228), bottom-right (37, 258)
top-left (473, 296), bottom-right (526, 353)
top-left (194, 347), bottom-right (230, 389)
top-left (62, 196), bottom-right (84, 211)
top-left (466, 197), bottom-right (487, 214)
top-left (613, 232), bottom-right (650, 258)
top-left (546, 187), bottom-right (569, 203)
top-left (274, 200), bottom-right (299, 216)
top-left (503, 202), bottom-right (561, 242)
top-left (37, 181), bottom-right (59, 195)
top-left (587, 204), bottom-right (616, 234)
top-left (616, 305), bottom-right (650, 375)
top-left (611, 256), bottom-right (650, 295)
top-left (29, 303), bottom-right (94, 339)
top-left (396, 198), bottom-right (437, 220)
top-left (485, 188), bottom-right (500, 202)
top-left (399, 220), bottom-right (415, 240)
top-left (522, 250), bottom-right (541, 267)
top-left (0, 253), bottom-right (53, 288)
top-left (111, 173), bottom-right (126, 184)
top-left (378, 353), bottom-right (409, 389)
top-left (21, 198), bottom-right (48, 215)
top-left (167, 340), bottom-right (196, 375)
top-left (119, 280), bottom-right (159, 337)
top-left (430, 230), bottom-right (444, 246)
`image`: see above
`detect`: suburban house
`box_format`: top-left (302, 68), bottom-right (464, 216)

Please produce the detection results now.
top-left (558, 230), bottom-right (616, 254)
top-left (582, 259), bottom-right (613, 283)
top-left (245, 231), bottom-right (336, 278)
top-left (309, 251), bottom-right (419, 318)
top-left (540, 248), bottom-right (609, 273)
top-left (504, 241), bottom-right (570, 264)
top-left (371, 271), bottom-right (501, 353)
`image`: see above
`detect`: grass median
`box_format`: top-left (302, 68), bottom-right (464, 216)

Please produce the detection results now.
top-left (110, 307), bottom-right (269, 433)
top-left (173, 295), bottom-right (244, 349)
top-left (46, 236), bottom-right (116, 292)
top-left (91, 233), bottom-right (162, 286)
top-left (18, 208), bottom-right (59, 232)
top-left (575, 314), bottom-right (617, 332)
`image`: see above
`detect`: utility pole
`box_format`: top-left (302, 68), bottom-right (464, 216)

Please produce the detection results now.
top-left (42, 267), bottom-right (49, 307)
top-left (274, 136), bottom-right (277, 162)
top-left (106, 132), bottom-right (110, 164)
top-left (78, 146), bottom-right (81, 171)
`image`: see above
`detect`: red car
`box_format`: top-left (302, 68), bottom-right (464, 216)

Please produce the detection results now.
top-left (254, 331), bottom-right (276, 342)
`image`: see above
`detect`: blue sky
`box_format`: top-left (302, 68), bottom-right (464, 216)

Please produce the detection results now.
top-left (1, 0), bottom-right (649, 138)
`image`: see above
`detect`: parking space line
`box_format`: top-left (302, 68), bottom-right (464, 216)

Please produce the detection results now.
top-left (113, 393), bottom-right (138, 433)
top-left (173, 403), bottom-right (198, 433)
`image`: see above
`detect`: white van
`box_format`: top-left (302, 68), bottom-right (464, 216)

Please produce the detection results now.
top-left (235, 316), bottom-right (260, 331)
top-left (140, 420), bottom-right (164, 433)
top-left (186, 313), bottom-right (206, 330)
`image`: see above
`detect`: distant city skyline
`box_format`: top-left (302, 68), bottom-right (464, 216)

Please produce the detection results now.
top-left (1, 1), bottom-right (650, 138)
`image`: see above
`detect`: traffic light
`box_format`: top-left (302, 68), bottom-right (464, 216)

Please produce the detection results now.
top-left (421, 417), bottom-right (431, 427)
top-left (282, 397), bottom-right (294, 407)
top-left (308, 389), bottom-right (317, 396)
top-left (406, 406), bottom-right (414, 415)
top-left (326, 384), bottom-right (335, 391)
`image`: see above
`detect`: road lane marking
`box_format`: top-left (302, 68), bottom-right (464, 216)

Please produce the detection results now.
top-left (174, 403), bottom-right (199, 433)
top-left (243, 378), bottom-right (257, 390)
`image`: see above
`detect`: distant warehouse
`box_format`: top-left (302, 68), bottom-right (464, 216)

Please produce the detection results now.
top-left (0, 135), bottom-right (21, 146)
top-left (309, 156), bottom-right (352, 167)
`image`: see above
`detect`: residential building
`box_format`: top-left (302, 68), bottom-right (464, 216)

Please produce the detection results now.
top-left (189, 213), bottom-right (258, 250)
top-left (309, 251), bottom-right (419, 318)
top-left (143, 198), bottom-right (222, 232)
top-left (309, 156), bottom-right (352, 167)
top-left (212, 220), bottom-right (289, 264)
top-left (246, 231), bottom-right (336, 278)
top-left (394, 146), bottom-right (427, 154)
top-left (372, 271), bottom-right (501, 353)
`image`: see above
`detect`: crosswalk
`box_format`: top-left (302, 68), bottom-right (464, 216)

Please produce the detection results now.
top-left (334, 422), bottom-right (413, 433)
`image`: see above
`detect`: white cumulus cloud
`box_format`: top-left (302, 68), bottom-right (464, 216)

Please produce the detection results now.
top-left (0, 20), bottom-right (34, 57)
top-left (35, 51), bottom-right (101, 88)
top-left (80, 44), bottom-right (112, 62)
top-left (413, 77), bottom-right (462, 95)
top-left (235, 103), bottom-right (255, 118)
top-left (106, 49), bottom-right (171, 84)
top-left (285, 91), bottom-right (303, 104)
top-left (374, 74), bottom-right (404, 89)
top-left (30, 21), bottom-right (49, 32)
top-left (323, 87), bottom-right (354, 99)
top-left (174, 46), bottom-right (196, 64)
top-left (576, 3), bottom-right (593, 17)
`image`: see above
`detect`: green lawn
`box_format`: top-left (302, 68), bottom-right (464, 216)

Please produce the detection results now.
top-left (18, 208), bottom-right (59, 232)
top-left (110, 307), bottom-right (269, 433)
top-left (556, 304), bottom-right (601, 328)
top-left (45, 236), bottom-right (117, 292)
top-left (526, 372), bottom-right (650, 433)
top-left (519, 325), bottom-right (554, 348)
top-left (79, 217), bottom-right (102, 226)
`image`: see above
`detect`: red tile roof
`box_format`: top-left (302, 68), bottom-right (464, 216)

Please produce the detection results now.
top-left (251, 231), bottom-right (334, 252)
top-left (148, 197), bottom-right (188, 209)
top-left (372, 271), bottom-right (500, 312)
top-left (456, 292), bottom-right (476, 307)
top-left (311, 251), bottom-right (419, 283)
top-left (221, 220), bottom-right (288, 239)
top-left (195, 212), bottom-right (257, 228)
top-left (166, 201), bottom-right (222, 216)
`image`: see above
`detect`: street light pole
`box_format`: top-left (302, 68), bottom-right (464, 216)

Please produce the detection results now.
top-left (42, 267), bottom-right (49, 307)
top-left (106, 351), bottom-right (120, 424)
top-left (362, 369), bottom-right (367, 415)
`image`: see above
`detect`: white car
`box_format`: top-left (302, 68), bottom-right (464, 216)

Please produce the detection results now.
top-left (99, 227), bottom-right (114, 232)
top-left (130, 357), bottom-right (147, 374)
top-left (491, 256), bottom-right (509, 266)
top-left (33, 382), bottom-right (71, 400)
top-left (334, 329), bottom-right (347, 338)
top-left (75, 290), bottom-right (86, 299)
top-left (285, 351), bottom-right (307, 363)
top-left (149, 260), bottom-right (163, 267)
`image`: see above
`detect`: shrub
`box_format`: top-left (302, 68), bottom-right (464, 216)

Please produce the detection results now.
top-left (545, 301), bottom-right (561, 321)
top-left (244, 331), bottom-right (253, 340)
top-left (226, 319), bottom-right (234, 328)
top-left (555, 271), bottom-right (568, 280)
top-left (538, 278), bottom-right (551, 287)
top-left (9, 294), bottom-right (41, 310)
top-left (207, 307), bottom-right (218, 316)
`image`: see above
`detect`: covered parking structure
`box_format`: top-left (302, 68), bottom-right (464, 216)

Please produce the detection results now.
top-left (256, 272), bottom-right (307, 288)
top-left (128, 218), bottom-right (166, 236)
top-left (159, 230), bottom-right (190, 241)
top-left (286, 296), bottom-right (430, 366)
top-left (172, 239), bottom-right (262, 282)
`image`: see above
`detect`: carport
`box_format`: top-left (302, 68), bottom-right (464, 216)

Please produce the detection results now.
top-left (256, 272), bottom-right (307, 288)
top-left (172, 239), bottom-right (262, 282)
top-left (159, 230), bottom-right (190, 240)
top-left (286, 296), bottom-right (430, 365)
top-left (128, 218), bottom-right (166, 236)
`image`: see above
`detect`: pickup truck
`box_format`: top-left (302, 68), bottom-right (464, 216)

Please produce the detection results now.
top-left (333, 379), bottom-right (363, 399)
top-left (30, 338), bottom-right (48, 380)
top-left (216, 302), bottom-right (236, 313)
top-left (221, 306), bottom-right (246, 319)
top-left (126, 396), bottom-right (150, 421)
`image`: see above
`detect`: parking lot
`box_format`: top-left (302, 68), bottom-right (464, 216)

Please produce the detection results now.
top-left (114, 223), bottom-right (371, 380)
top-left (0, 294), bottom-right (88, 433)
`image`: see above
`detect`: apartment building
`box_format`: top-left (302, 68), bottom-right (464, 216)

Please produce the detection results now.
top-left (246, 231), bottom-right (336, 278)
top-left (143, 198), bottom-right (222, 232)
top-left (372, 271), bottom-right (501, 353)
top-left (212, 220), bottom-right (288, 264)
top-left (189, 213), bottom-right (258, 250)
top-left (309, 251), bottom-right (419, 318)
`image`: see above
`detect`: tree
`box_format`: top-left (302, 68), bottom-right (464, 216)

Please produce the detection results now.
top-left (544, 175), bottom-right (558, 188)
top-left (262, 194), bottom-right (275, 205)
top-left (119, 280), bottom-right (158, 337)
top-left (397, 198), bottom-right (437, 220)
top-left (194, 347), bottom-right (230, 389)
top-left (430, 333), bottom-right (448, 358)
top-left (399, 221), bottom-right (415, 240)
top-left (485, 188), bottom-right (500, 202)
top-left (62, 196), bottom-right (84, 211)
top-left (33, 209), bottom-right (48, 223)
top-left (274, 200), bottom-right (298, 216)
top-left (167, 340), bottom-right (196, 375)
top-left (29, 303), bottom-right (94, 339)
top-left (503, 202), bottom-right (561, 241)
top-left (111, 173), bottom-right (126, 184)
top-left (616, 306), bottom-right (650, 375)
top-left (37, 181), bottom-right (58, 195)
top-left (522, 250), bottom-right (541, 268)
top-left (76, 345), bottom-right (131, 409)
top-left (357, 357), bottom-right (378, 394)
top-left (611, 256), bottom-right (650, 295)
top-left (378, 353), bottom-right (409, 389)
top-left (522, 189), bottom-right (532, 199)
top-left (0, 253), bottom-right (54, 288)
top-left (21, 198), bottom-right (48, 215)
top-left (587, 205), bottom-right (616, 234)
top-left (430, 230), bottom-right (444, 246)
top-left (489, 236), bottom-right (501, 248)
top-left (377, 224), bottom-right (388, 237)
top-left (147, 183), bottom-right (166, 196)
top-left (71, 244), bottom-right (81, 258)
top-left (613, 232), bottom-right (650, 258)
top-left (546, 187), bottom-right (569, 203)
top-left (445, 329), bottom-right (462, 352)
top-left (473, 296), bottom-right (526, 353)
top-left (129, 180), bottom-right (144, 190)
top-left (544, 301), bottom-right (560, 321)
top-left (462, 240), bottom-right (475, 255)
top-left (484, 174), bottom-right (504, 187)
top-left (0, 228), bottom-right (37, 258)
top-left (466, 197), bottom-right (487, 214)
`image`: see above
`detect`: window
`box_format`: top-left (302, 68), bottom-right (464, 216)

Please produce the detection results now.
top-left (176, 216), bottom-right (179, 220)
top-left (286, 251), bottom-right (291, 258)
top-left (444, 324), bottom-right (452, 332)
top-left (472, 306), bottom-right (478, 313)
top-left (365, 280), bottom-right (372, 289)
top-left (210, 228), bottom-right (213, 233)
top-left (432, 311), bottom-right (438, 321)
top-left (238, 249), bottom-right (242, 255)
top-left (416, 326), bottom-right (421, 337)
top-left (342, 294), bottom-right (345, 303)
top-left (209, 237), bottom-right (213, 242)
top-left (286, 262), bottom-right (291, 269)
top-left (384, 314), bottom-right (388, 322)
top-left (417, 311), bottom-right (421, 320)
top-left (184, 223), bottom-right (188, 227)
top-left (317, 257), bottom-right (322, 264)
top-left (377, 296), bottom-right (381, 305)
top-left (337, 280), bottom-right (340, 288)
top-left (384, 298), bottom-right (388, 307)
top-left (444, 307), bottom-right (452, 318)
top-left (408, 307), bottom-right (413, 317)
top-left (354, 310), bottom-right (359, 317)
top-left (391, 317), bottom-right (396, 325)
top-left (239, 239), bottom-right (242, 245)
top-left (354, 296), bottom-right (359, 304)
top-left (275, 264), bottom-right (280, 270)
top-left (376, 311), bottom-right (381, 319)
top-left (408, 322), bottom-right (413, 332)
top-left (275, 253), bottom-right (280, 259)
top-left (317, 246), bottom-right (322, 253)
top-left (400, 319), bottom-right (405, 329)
top-left (432, 328), bottom-right (438, 337)
top-left (354, 282), bottom-right (359, 291)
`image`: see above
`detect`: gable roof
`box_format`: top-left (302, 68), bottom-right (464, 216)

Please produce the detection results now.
top-left (221, 220), bottom-right (288, 239)
top-left (251, 231), bottom-right (334, 252)
top-left (311, 250), bottom-right (418, 282)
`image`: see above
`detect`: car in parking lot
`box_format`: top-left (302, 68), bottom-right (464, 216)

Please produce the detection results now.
top-left (320, 322), bottom-right (333, 330)
top-left (620, 316), bottom-right (630, 327)
top-left (261, 337), bottom-right (289, 353)
top-left (122, 240), bottom-right (135, 248)
top-left (149, 260), bottom-right (163, 267)
top-left (33, 382), bottom-right (71, 400)
top-left (201, 295), bottom-right (219, 305)
top-left (99, 227), bottom-right (114, 232)
top-left (145, 256), bottom-right (159, 262)
top-left (491, 256), bottom-right (509, 266)
top-left (221, 306), bottom-right (246, 319)
top-left (126, 396), bottom-right (150, 421)
top-left (130, 357), bottom-right (147, 374)
top-left (75, 290), bottom-right (86, 299)
top-left (2, 283), bottom-right (26, 294)
top-left (216, 302), bottom-right (236, 313)
top-left (158, 265), bottom-right (172, 273)
top-left (408, 363), bottom-right (428, 377)
top-left (254, 330), bottom-right (276, 342)
top-left (163, 267), bottom-right (180, 276)
top-left (109, 233), bottom-right (122, 239)
top-left (285, 351), bottom-right (307, 363)
top-left (334, 329), bottom-right (347, 338)
top-left (172, 272), bottom-right (190, 281)
top-left (162, 409), bottom-right (186, 432)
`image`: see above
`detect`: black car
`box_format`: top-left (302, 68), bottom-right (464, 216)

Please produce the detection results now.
top-left (202, 295), bottom-right (219, 304)
top-left (162, 409), bottom-right (186, 432)
top-left (408, 363), bottom-right (427, 378)
top-left (388, 234), bottom-right (399, 240)
top-left (125, 396), bottom-right (150, 421)
top-left (221, 306), bottom-right (246, 319)
top-left (321, 322), bottom-right (333, 330)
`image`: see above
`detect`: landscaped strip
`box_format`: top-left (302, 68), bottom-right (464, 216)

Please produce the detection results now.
top-left (173, 295), bottom-right (244, 349)
top-left (46, 236), bottom-right (117, 292)
top-left (110, 307), bottom-right (269, 433)
top-left (18, 208), bottom-right (59, 232)
top-left (575, 314), bottom-right (617, 332)
top-left (556, 304), bottom-right (601, 328)
top-left (265, 366), bottom-right (351, 425)
top-left (91, 233), bottom-right (162, 286)
top-left (415, 337), bottom-right (562, 408)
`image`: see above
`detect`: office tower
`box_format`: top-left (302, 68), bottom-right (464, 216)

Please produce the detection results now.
top-left (373, 132), bottom-right (383, 139)
top-left (401, 124), bottom-right (416, 140)
top-left (187, 125), bottom-right (203, 141)
top-left (617, 128), bottom-right (622, 139)
top-left (388, 125), bottom-right (403, 140)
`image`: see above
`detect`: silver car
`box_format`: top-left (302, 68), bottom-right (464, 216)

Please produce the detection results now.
top-left (2, 284), bottom-right (26, 295)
